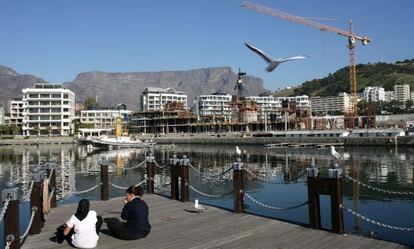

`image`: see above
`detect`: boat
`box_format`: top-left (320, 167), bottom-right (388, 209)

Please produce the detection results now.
top-left (92, 117), bottom-right (156, 149)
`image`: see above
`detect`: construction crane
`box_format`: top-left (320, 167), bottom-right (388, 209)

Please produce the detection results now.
top-left (241, 1), bottom-right (371, 128)
top-left (235, 67), bottom-right (247, 97)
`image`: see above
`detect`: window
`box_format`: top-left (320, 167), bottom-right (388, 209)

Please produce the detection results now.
top-left (29, 94), bottom-right (39, 98)
top-left (63, 108), bottom-right (69, 112)
top-left (63, 122), bottom-right (69, 126)
top-left (63, 94), bottom-right (68, 99)
top-left (52, 94), bottom-right (61, 98)
top-left (63, 101), bottom-right (69, 105)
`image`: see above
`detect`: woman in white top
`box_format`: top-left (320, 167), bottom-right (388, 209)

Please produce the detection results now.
top-left (53, 199), bottom-right (103, 248)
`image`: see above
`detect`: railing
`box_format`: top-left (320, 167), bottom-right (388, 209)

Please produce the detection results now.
top-left (2, 150), bottom-right (414, 249)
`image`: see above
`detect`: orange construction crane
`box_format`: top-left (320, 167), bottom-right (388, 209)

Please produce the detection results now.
top-left (241, 1), bottom-right (371, 128)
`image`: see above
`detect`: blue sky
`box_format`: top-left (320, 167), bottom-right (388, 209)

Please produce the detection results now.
top-left (0, 0), bottom-right (413, 91)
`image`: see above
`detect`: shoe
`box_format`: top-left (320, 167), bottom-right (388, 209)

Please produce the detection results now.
top-left (49, 236), bottom-right (58, 243)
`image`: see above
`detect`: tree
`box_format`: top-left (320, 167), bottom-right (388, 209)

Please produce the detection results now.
top-left (84, 96), bottom-right (99, 110)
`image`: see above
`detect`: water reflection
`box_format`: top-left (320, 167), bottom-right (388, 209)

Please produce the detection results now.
top-left (0, 144), bottom-right (413, 246)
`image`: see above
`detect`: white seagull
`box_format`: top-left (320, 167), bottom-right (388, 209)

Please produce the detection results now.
top-left (244, 42), bottom-right (309, 72)
top-left (330, 146), bottom-right (344, 161)
top-left (194, 199), bottom-right (205, 210)
top-left (236, 146), bottom-right (242, 156)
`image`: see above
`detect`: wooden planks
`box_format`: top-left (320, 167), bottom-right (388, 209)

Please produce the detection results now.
top-left (22, 194), bottom-right (408, 249)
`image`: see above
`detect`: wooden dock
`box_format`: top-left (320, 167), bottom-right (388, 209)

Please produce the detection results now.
top-left (22, 195), bottom-right (407, 249)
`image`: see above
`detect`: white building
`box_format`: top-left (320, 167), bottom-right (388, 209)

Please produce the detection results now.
top-left (22, 83), bottom-right (75, 136)
top-left (8, 99), bottom-right (24, 126)
top-left (80, 109), bottom-right (132, 129)
top-left (194, 93), bottom-right (232, 119)
top-left (0, 106), bottom-right (4, 125)
top-left (394, 84), bottom-right (410, 102)
top-left (311, 93), bottom-right (350, 114)
top-left (384, 91), bottom-right (395, 102)
top-left (141, 87), bottom-right (187, 111)
top-left (276, 95), bottom-right (310, 109)
top-left (245, 95), bottom-right (279, 120)
top-left (363, 87), bottom-right (385, 102)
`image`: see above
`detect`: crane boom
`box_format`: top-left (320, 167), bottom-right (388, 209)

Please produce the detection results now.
top-left (241, 1), bottom-right (372, 128)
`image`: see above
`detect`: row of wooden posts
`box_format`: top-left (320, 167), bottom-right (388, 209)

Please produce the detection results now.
top-left (1, 154), bottom-right (344, 249)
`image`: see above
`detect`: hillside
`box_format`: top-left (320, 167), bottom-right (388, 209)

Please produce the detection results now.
top-left (65, 67), bottom-right (266, 110)
top-left (291, 59), bottom-right (414, 97)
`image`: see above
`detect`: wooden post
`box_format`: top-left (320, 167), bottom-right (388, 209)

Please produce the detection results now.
top-left (180, 155), bottom-right (190, 202)
top-left (100, 160), bottom-right (109, 201)
top-left (329, 168), bottom-right (344, 234)
top-left (233, 158), bottom-right (244, 213)
top-left (29, 168), bottom-right (45, 235)
top-left (2, 181), bottom-right (20, 249)
top-left (146, 153), bottom-right (155, 194)
top-left (169, 154), bottom-right (179, 200)
top-left (306, 167), bottom-right (321, 229)
top-left (46, 165), bottom-right (57, 208)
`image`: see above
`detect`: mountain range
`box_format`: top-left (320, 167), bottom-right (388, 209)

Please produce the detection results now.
top-left (0, 66), bottom-right (266, 110)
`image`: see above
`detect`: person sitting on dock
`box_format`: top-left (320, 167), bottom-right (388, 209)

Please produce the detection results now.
top-left (52, 199), bottom-right (103, 248)
top-left (105, 185), bottom-right (151, 240)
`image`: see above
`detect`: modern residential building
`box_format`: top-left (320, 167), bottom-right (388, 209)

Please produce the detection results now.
top-left (384, 91), bottom-right (395, 102)
top-left (22, 83), bottom-right (75, 136)
top-left (363, 87), bottom-right (385, 102)
top-left (394, 84), bottom-right (410, 102)
top-left (194, 93), bottom-right (232, 120)
top-left (8, 98), bottom-right (24, 126)
top-left (276, 95), bottom-right (310, 110)
top-left (141, 87), bottom-right (187, 111)
top-left (80, 109), bottom-right (132, 129)
top-left (0, 106), bottom-right (4, 125)
top-left (310, 93), bottom-right (351, 114)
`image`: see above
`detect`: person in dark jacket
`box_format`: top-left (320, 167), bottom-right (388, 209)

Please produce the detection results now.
top-left (105, 186), bottom-right (151, 240)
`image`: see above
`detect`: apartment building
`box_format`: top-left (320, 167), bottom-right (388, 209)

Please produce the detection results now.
top-left (394, 84), bottom-right (410, 102)
top-left (311, 93), bottom-right (351, 114)
top-left (141, 87), bottom-right (187, 111)
top-left (194, 93), bottom-right (232, 120)
top-left (80, 109), bottom-right (132, 129)
top-left (363, 87), bottom-right (385, 102)
top-left (22, 83), bottom-right (75, 136)
top-left (7, 99), bottom-right (24, 126)
top-left (0, 106), bottom-right (4, 125)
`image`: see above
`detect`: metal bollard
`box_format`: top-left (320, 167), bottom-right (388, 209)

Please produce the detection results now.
top-left (29, 167), bottom-right (45, 235)
top-left (179, 155), bottom-right (190, 202)
top-left (233, 158), bottom-right (244, 213)
top-left (2, 181), bottom-right (20, 249)
top-left (46, 163), bottom-right (57, 208)
top-left (146, 153), bottom-right (155, 194)
top-left (328, 167), bottom-right (344, 234)
top-left (100, 160), bottom-right (109, 201)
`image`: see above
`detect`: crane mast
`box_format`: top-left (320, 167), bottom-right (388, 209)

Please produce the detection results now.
top-left (241, 1), bottom-right (371, 128)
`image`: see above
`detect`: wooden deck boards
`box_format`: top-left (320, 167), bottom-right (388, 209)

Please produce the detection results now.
top-left (22, 194), bottom-right (408, 249)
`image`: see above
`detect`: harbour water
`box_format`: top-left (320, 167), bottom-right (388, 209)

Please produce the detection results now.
top-left (0, 144), bottom-right (413, 247)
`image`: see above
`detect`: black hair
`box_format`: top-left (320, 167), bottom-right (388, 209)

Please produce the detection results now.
top-left (75, 199), bottom-right (90, 221)
top-left (126, 186), bottom-right (144, 197)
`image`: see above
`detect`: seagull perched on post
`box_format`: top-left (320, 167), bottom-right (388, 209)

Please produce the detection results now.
top-left (244, 42), bottom-right (309, 72)
top-left (236, 146), bottom-right (242, 156)
top-left (330, 146), bottom-right (344, 161)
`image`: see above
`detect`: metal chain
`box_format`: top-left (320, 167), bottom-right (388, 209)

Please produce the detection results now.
top-left (244, 193), bottom-right (309, 211)
top-left (49, 188), bottom-right (55, 198)
top-left (125, 160), bottom-right (146, 170)
top-left (73, 183), bottom-right (102, 195)
top-left (189, 164), bottom-right (233, 181)
top-left (20, 207), bottom-right (37, 240)
top-left (244, 168), bottom-right (304, 185)
top-left (4, 237), bottom-right (13, 249)
top-left (344, 172), bottom-right (414, 196)
top-left (22, 181), bottom-right (35, 202)
top-left (189, 185), bottom-right (233, 199)
top-left (109, 178), bottom-right (147, 190)
top-left (153, 161), bottom-right (168, 169)
top-left (47, 168), bottom-right (55, 181)
top-left (0, 196), bottom-right (11, 223)
top-left (341, 204), bottom-right (414, 232)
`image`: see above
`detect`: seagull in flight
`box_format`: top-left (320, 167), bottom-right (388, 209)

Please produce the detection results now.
top-left (330, 146), bottom-right (344, 161)
top-left (244, 42), bottom-right (309, 72)
top-left (236, 146), bottom-right (242, 156)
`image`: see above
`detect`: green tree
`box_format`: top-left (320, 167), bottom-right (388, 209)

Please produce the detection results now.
top-left (84, 96), bottom-right (99, 110)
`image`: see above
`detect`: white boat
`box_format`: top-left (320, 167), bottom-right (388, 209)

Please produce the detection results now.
top-left (92, 135), bottom-right (155, 148)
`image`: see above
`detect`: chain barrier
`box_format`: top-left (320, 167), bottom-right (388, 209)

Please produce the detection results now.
top-left (73, 183), bottom-right (102, 195)
top-left (49, 188), bottom-right (55, 199)
top-left (244, 193), bottom-right (309, 211)
top-left (109, 178), bottom-right (147, 190)
top-left (189, 164), bottom-right (233, 181)
top-left (153, 161), bottom-right (168, 169)
top-left (244, 168), bottom-right (305, 185)
top-left (4, 235), bottom-right (14, 249)
top-left (47, 168), bottom-right (55, 181)
top-left (22, 181), bottom-right (35, 202)
top-left (0, 196), bottom-right (11, 224)
top-left (343, 171), bottom-right (414, 196)
top-left (20, 206), bottom-right (38, 241)
top-left (125, 160), bottom-right (147, 170)
top-left (341, 204), bottom-right (414, 232)
top-left (189, 185), bottom-right (233, 199)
